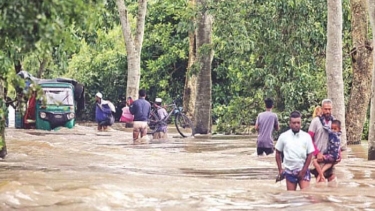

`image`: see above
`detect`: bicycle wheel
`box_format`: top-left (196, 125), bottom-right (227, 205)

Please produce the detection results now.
top-left (175, 113), bottom-right (194, 137)
top-left (147, 111), bottom-right (160, 134)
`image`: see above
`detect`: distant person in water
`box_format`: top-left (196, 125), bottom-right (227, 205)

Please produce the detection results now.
top-left (119, 97), bottom-right (134, 123)
top-left (95, 92), bottom-right (115, 131)
top-left (255, 98), bottom-right (279, 156)
top-left (275, 111), bottom-right (315, 191)
top-left (153, 98), bottom-right (168, 140)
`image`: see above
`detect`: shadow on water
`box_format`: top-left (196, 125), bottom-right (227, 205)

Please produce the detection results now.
top-left (179, 167), bottom-right (279, 180)
top-left (25, 131), bottom-right (87, 136)
top-left (0, 165), bottom-right (60, 173)
top-left (120, 166), bottom-right (278, 180)
top-left (96, 138), bottom-right (256, 153)
top-left (183, 143), bottom-right (253, 153)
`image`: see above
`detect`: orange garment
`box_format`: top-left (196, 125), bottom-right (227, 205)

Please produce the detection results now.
top-left (23, 93), bottom-right (36, 128)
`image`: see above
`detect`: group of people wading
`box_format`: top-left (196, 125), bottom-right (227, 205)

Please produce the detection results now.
top-left (95, 89), bottom-right (167, 143)
top-left (255, 98), bottom-right (341, 191)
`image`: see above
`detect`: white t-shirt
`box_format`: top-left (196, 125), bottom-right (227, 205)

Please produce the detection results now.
top-left (275, 129), bottom-right (315, 171)
top-left (101, 100), bottom-right (116, 113)
top-left (157, 107), bottom-right (168, 120)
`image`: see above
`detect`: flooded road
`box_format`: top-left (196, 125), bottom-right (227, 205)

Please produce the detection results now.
top-left (2, 125), bottom-right (375, 210)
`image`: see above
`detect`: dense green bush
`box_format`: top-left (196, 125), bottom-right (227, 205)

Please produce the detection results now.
top-left (213, 97), bottom-right (262, 134)
top-left (214, 96), bottom-right (317, 137)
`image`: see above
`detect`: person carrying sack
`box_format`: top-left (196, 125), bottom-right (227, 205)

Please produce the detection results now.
top-left (95, 92), bottom-right (115, 131)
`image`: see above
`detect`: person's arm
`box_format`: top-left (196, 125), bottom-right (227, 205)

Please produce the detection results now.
top-left (275, 150), bottom-right (283, 175)
top-left (275, 135), bottom-right (284, 175)
top-left (298, 152), bottom-right (314, 179)
top-left (254, 115), bottom-right (260, 131)
top-left (274, 115), bottom-right (280, 131)
top-left (162, 109), bottom-right (168, 120)
top-left (308, 130), bottom-right (321, 157)
top-left (129, 102), bottom-right (136, 114)
top-left (308, 118), bottom-right (321, 157)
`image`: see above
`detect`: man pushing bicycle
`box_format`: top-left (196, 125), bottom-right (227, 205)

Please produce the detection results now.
top-left (153, 98), bottom-right (168, 139)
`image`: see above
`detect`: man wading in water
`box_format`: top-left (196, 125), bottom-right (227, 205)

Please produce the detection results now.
top-left (308, 99), bottom-right (341, 182)
top-left (275, 111), bottom-right (315, 191)
top-left (254, 98), bottom-right (279, 156)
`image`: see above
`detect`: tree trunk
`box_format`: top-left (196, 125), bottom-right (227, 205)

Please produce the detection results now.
top-left (193, 0), bottom-right (213, 134)
top-left (346, 0), bottom-right (374, 144)
top-left (367, 0), bottom-right (375, 160)
top-left (326, 0), bottom-right (347, 150)
top-left (183, 0), bottom-right (197, 120)
top-left (37, 57), bottom-right (48, 78)
top-left (116, 0), bottom-right (147, 99)
top-left (0, 78), bottom-right (8, 159)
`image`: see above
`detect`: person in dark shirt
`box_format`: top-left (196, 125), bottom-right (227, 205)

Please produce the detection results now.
top-left (129, 89), bottom-right (151, 142)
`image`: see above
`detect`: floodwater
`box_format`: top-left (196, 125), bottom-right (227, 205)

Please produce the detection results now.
top-left (2, 124), bottom-right (375, 211)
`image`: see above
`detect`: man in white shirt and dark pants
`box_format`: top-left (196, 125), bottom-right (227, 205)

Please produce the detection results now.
top-left (275, 111), bottom-right (315, 191)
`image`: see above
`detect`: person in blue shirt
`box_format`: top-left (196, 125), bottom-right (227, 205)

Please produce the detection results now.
top-left (129, 89), bottom-right (151, 142)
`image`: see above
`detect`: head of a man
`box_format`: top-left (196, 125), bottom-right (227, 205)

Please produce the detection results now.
top-left (321, 99), bottom-right (332, 120)
top-left (265, 98), bottom-right (273, 109)
top-left (289, 111), bottom-right (302, 133)
top-left (155, 97), bottom-right (162, 106)
top-left (95, 92), bottom-right (102, 103)
top-left (139, 89), bottom-right (146, 98)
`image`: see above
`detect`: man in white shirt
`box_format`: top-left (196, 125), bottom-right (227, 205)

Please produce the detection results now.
top-left (275, 111), bottom-right (315, 191)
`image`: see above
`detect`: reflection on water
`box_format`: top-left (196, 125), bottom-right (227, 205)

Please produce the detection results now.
top-left (2, 126), bottom-right (375, 210)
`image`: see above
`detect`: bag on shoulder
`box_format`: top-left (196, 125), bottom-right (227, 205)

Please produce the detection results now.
top-left (119, 107), bottom-right (134, 123)
top-left (97, 103), bottom-right (114, 123)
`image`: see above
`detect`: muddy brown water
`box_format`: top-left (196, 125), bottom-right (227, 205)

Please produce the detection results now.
top-left (2, 124), bottom-right (375, 210)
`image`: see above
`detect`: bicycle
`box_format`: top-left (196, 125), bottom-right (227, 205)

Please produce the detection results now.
top-left (147, 99), bottom-right (194, 137)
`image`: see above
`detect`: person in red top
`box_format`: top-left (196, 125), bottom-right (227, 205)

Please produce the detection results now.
top-left (24, 89), bottom-right (37, 129)
top-left (119, 97), bottom-right (134, 123)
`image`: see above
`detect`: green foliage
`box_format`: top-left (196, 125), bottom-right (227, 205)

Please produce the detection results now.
top-left (1, 0), bottom-right (101, 67)
top-left (1, 0), bottom-right (106, 124)
top-left (141, 0), bottom-right (189, 101)
top-left (213, 96), bottom-right (263, 134)
top-left (1, 0), bottom-right (357, 136)
top-left (210, 0), bottom-right (350, 134)
top-left (63, 0), bottom-right (191, 120)
top-left (66, 26), bottom-right (127, 119)
top-left (363, 117), bottom-right (369, 141)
